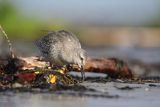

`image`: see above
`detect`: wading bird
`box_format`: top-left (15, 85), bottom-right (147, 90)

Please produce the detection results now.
top-left (35, 30), bottom-right (87, 81)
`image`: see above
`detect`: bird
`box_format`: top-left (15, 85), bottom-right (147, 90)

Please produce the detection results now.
top-left (35, 30), bottom-right (87, 81)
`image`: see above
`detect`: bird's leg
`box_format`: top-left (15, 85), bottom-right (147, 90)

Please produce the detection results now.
top-left (49, 62), bottom-right (54, 69)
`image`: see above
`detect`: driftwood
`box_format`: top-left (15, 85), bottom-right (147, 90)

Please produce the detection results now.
top-left (0, 56), bottom-right (132, 79)
top-left (85, 58), bottom-right (132, 78)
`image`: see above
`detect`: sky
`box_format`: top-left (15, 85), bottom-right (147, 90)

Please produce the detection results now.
top-left (9, 0), bottom-right (160, 26)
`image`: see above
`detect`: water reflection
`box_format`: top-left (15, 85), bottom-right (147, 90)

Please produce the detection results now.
top-left (0, 93), bottom-right (86, 107)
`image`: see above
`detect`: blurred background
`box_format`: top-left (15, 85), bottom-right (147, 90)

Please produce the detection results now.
top-left (0, 0), bottom-right (160, 63)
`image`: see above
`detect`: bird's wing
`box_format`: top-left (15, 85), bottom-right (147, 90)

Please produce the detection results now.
top-left (57, 30), bottom-right (82, 48)
top-left (35, 31), bottom-right (60, 54)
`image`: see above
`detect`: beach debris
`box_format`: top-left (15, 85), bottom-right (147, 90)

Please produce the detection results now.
top-left (0, 25), bottom-right (133, 90)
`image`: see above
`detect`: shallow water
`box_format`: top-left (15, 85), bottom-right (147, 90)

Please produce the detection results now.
top-left (0, 82), bottom-right (160, 107)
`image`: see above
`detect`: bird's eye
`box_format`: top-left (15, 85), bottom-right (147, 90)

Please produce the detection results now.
top-left (80, 57), bottom-right (83, 61)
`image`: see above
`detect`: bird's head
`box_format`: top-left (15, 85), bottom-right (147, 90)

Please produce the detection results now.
top-left (74, 48), bottom-right (87, 69)
top-left (76, 48), bottom-right (87, 81)
top-left (69, 48), bottom-right (87, 81)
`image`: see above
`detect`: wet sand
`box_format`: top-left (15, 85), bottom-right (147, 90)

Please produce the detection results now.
top-left (0, 81), bottom-right (160, 107)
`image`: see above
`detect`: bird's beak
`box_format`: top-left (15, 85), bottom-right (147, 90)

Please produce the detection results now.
top-left (80, 66), bottom-right (85, 81)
